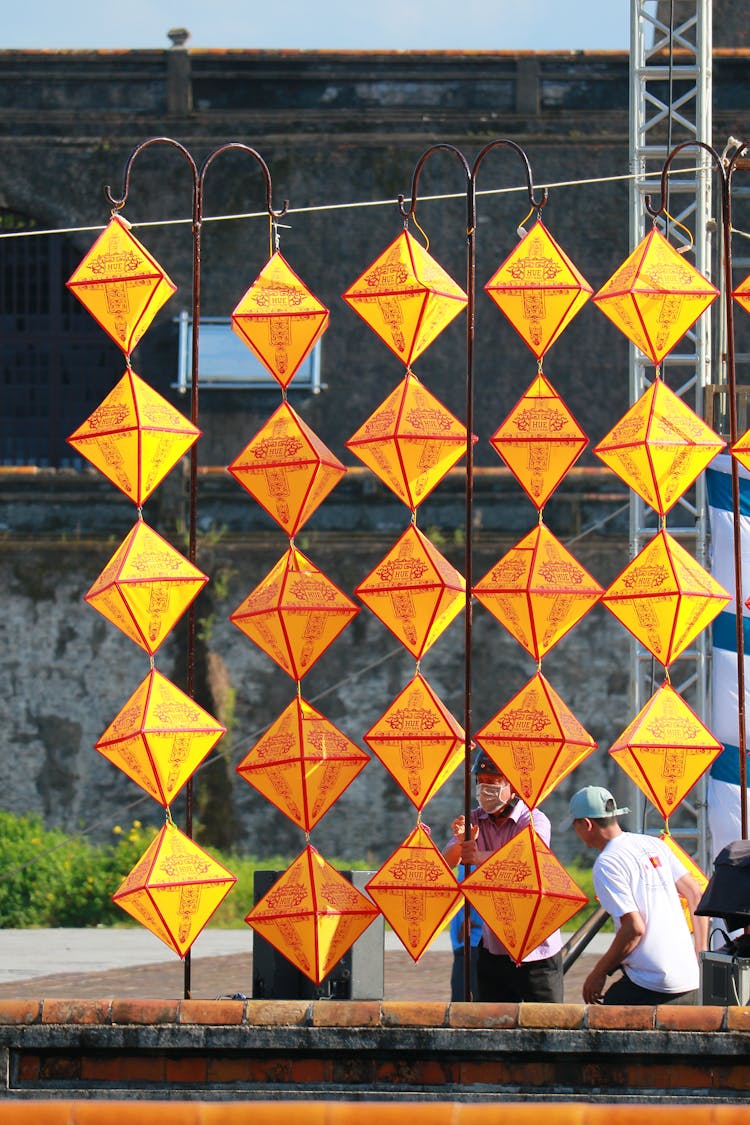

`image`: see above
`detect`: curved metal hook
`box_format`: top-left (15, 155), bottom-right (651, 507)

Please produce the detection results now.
top-left (199, 142), bottom-right (288, 219)
top-left (724, 138), bottom-right (750, 182)
top-left (644, 140), bottom-right (722, 219)
top-left (104, 137), bottom-right (199, 212)
top-left (397, 143), bottom-right (472, 220)
top-left (471, 138), bottom-right (548, 211)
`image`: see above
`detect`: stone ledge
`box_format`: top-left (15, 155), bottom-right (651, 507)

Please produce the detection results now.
top-left (1, 1100), bottom-right (750, 1122)
top-left (0, 999), bottom-right (740, 1031)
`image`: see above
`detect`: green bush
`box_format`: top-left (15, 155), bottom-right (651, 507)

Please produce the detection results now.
top-left (0, 812), bottom-right (156, 927)
top-left (0, 811), bottom-right (368, 929)
top-left (0, 809), bottom-right (605, 932)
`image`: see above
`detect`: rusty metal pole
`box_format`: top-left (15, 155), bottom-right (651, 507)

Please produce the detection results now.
top-left (106, 139), bottom-right (286, 999)
top-left (647, 138), bottom-right (750, 840)
top-left (399, 142), bottom-right (545, 1000)
top-left (722, 148), bottom-right (749, 838)
top-left (107, 138), bottom-right (200, 998)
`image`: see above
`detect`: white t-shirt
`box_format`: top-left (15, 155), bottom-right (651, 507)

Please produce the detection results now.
top-left (593, 832), bottom-right (698, 994)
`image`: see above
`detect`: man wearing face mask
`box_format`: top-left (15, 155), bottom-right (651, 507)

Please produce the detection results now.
top-left (443, 751), bottom-right (564, 1003)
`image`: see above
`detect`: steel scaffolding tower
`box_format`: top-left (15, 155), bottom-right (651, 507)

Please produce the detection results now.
top-left (629, 0), bottom-right (713, 868)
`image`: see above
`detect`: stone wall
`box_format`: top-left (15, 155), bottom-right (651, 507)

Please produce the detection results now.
top-left (2, 464), bottom-right (642, 869)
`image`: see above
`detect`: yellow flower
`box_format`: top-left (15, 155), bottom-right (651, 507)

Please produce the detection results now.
top-left (112, 825), bottom-right (123, 835)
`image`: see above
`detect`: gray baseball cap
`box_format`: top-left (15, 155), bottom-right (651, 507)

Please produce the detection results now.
top-left (563, 786), bottom-right (630, 829)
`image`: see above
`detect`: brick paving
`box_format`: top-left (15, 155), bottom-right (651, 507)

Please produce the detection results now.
top-left (0, 948), bottom-right (596, 1003)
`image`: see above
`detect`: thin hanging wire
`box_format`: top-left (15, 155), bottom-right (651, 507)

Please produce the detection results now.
top-left (0, 165), bottom-right (706, 243)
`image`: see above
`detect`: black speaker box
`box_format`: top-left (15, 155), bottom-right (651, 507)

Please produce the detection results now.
top-left (251, 869), bottom-right (384, 1000)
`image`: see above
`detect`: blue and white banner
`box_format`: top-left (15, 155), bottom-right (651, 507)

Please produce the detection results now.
top-left (706, 453), bottom-right (750, 856)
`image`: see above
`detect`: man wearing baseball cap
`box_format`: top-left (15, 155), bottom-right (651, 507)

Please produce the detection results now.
top-left (567, 785), bottom-right (707, 1005)
top-left (444, 751), bottom-right (563, 1002)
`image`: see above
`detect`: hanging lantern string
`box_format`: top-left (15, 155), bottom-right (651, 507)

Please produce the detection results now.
top-left (0, 165), bottom-right (708, 242)
top-left (165, 806), bottom-right (174, 826)
top-left (411, 214), bottom-right (430, 251)
top-left (660, 208), bottom-right (695, 254)
top-left (268, 214), bottom-right (285, 258)
top-left (516, 204), bottom-right (535, 238)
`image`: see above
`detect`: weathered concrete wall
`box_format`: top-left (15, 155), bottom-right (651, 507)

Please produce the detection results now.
top-left (1, 462), bottom-right (641, 868)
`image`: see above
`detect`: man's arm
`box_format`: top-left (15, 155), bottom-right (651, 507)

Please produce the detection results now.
top-left (443, 816), bottom-right (480, 868)
top-left (582, 910), bottom-right (646, 1004)
top-left (675, 873), bottom-right (709, 955)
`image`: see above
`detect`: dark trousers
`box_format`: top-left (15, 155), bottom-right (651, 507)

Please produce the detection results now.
top-left (477, 945), bottom-right (563, 1003)
top-left (603, 971), bottom-right (698, 1006)
top-left (450, 944), bottom-right (480, 1002)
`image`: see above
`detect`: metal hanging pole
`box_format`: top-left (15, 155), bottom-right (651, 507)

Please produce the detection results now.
top-left (106, 138), bottom-right (286, 999)
top-left (399, 142), bottom-right (546, 1001)
top-left (647, 138), bottom-right (750, 839)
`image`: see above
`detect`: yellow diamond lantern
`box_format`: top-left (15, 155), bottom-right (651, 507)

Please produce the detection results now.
top-left (594, 377), bottom-right (725, 516)
top-left (602, 530), bottom-right (730, 667)
top-left (354, 525), bottom-right (465, 659)
top-left (659, 832), bottom-right (708, 932)
top-left (473, 524), bottom-right (602, 661)
top-left (112, 821), bottom-right (236, 957)
top-left (67, 369), bottom-right (200, 506)
top-left (462, 825), bottom-right (588, 964)
top-left (342, 230), bottom-right (467, 367)
top-left (246, 846), bottom-right (379, 985)
top-left (475, 672), bottom-right (596, 809)
top-left (363, 673), bottom-right (464, 809)
top-left (95, 669), bottom-right (225, 806)
top-left (66, 215), bottom-right (177, 356)
top-left (346, 371), bottom-right (471, 510)
top-left (484, 220), bottom-right (593, 358)
top-left (592, 227), bottom-right (718, 365)
top-left (365, 825), bottom-right (461, 962)
top-left (228, 402), bottom-right (346, 535)
top-left (236, 696), bottom-right (369, 831)
top-left (84, 521), bottom-right (208, 655)
top-left (731, 426), bottom-right (750, 473)
top-left (489, 372), bottom-right (588, 509)
top-left (231, 251), bottom-right (329, 389)
top-left (609, 681), bottom-right (722, 820)
top-left (732, 272), bottom-right (750, 319)
top-left (230, 547), bottom-right (359, 681)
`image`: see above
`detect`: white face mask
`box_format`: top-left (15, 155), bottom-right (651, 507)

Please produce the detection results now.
top-left (477, 781), bottom-right (512, 814)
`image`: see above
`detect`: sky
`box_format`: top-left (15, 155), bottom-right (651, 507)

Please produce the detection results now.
top-left (3, 0), bottom-right (630, 52)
